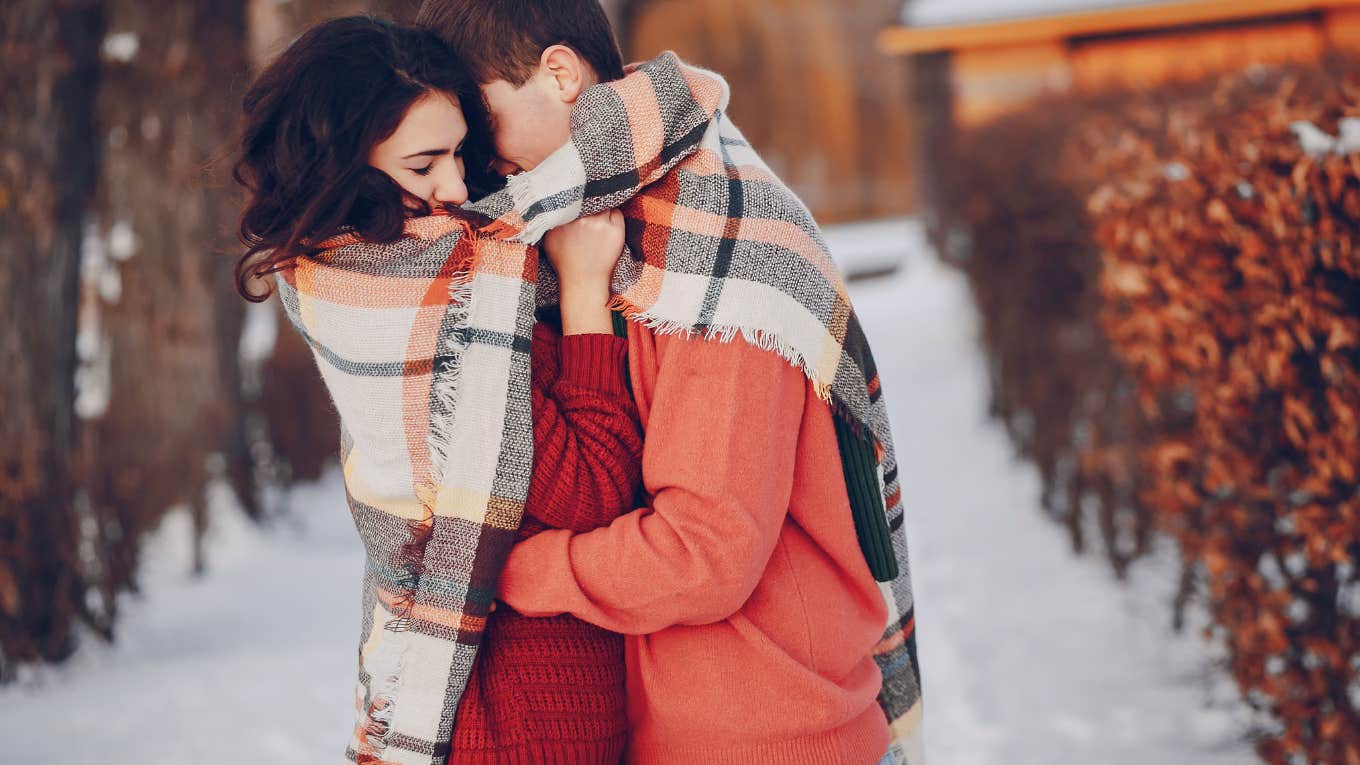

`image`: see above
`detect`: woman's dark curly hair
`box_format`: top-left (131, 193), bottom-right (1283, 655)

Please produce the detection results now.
top-left (233, 15), bottom-right (498, 301)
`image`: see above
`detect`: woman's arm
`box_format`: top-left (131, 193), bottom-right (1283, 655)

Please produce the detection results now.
top-left (525, 326), bottom-right (641, 533)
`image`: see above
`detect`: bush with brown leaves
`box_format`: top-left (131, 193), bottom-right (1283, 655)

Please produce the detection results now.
top-left (1090, 60), bottom-right (1360, 765)
top-left (927, 56), bottom-right (1360, 763)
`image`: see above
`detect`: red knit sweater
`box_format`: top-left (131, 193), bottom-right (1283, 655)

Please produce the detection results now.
top-left (447, 318), bottom-right (640, 764)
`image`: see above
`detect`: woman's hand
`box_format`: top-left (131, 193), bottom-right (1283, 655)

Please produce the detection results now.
top-left (543, 210), bottom-right (625, 335)
top-left (544, 210), bottom-right (625, 289)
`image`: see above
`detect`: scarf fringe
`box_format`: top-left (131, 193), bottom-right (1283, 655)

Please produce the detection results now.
top-left (503, 164), bottom-right (575, 247)
top-left (505, 172), bottom-right (552, 246)
top-left (353, 635), bottom-right (405, 761)
top-left (427, 270), bottom-right (478, 479)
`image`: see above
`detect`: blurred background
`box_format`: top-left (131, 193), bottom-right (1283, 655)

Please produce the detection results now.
top-left (2, 1), bottom-right (1359, 763)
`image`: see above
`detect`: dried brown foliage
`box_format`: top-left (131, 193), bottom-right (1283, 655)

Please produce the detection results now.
top-left (927, 56), bottom-right (1360, 763)
top-left (1090, 59), bottom-right (1360, 765)
top-left (924, 77), bottom-right (1157, 575)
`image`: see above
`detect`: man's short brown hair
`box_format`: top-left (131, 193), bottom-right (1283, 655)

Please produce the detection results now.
top-left (415, 0), bottom-right (625, 87)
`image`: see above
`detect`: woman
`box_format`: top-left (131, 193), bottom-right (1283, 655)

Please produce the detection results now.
top-left (234, 16), bottom-right (635, 764)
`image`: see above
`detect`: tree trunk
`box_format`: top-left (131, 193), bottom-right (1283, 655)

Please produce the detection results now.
top-left (77, 0), bottom-right (253, 597)
top-left (0, 0), bottom-right (106, 674)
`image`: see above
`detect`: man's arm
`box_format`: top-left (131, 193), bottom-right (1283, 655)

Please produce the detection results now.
top-left (497, 331), bottom-right (807, 634)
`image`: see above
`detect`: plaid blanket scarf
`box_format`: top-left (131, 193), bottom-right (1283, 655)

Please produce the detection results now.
top-left (278, 51), bottom-right (922, 765)
top-left (472, 52), bottom-right (924, 763)
top-left (277, 214), bottom-right (539, 765)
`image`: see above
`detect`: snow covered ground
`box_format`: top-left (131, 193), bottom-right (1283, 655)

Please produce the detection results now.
top-left (1, 225), bottom-right (1256, 765)
top-left (850, 241), bottom-right (1256, 765)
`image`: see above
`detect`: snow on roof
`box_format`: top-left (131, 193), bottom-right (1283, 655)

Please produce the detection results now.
top-left (902, 0), bottom-right (1160, 28)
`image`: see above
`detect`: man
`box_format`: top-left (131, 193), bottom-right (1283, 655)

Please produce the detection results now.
top-left (417, 2), bottom-right (923, 763)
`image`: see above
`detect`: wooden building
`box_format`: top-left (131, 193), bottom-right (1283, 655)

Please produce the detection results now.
top-left (606, 0), bottom-right (917, 223)
top-left (879, 0), bottom-right (1360, 127)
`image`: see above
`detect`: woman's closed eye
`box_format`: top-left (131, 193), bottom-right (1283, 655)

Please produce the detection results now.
top-left (409, 146), bottom-right (461, 177)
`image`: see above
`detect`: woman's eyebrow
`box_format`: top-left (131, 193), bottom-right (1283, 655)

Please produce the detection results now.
top-left (401, 148), bottom-right (449, 160)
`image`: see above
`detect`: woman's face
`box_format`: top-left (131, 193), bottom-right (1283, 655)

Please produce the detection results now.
top-left (368, 92), bottom-right (469, 210)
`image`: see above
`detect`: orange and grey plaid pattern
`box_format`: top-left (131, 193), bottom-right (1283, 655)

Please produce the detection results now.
top-left (279, 212), bottom-right (539, 765)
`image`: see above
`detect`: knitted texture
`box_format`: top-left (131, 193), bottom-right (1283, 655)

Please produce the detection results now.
top-left (277, 50), bottom-right (923, 765)
top-left (469, 52), bottom-right (923, 761)
top-left (278, 213), bottom-right (539, 765)
top-left (448, 326), bottom-right (635, 763)
top-left (497, 324), bottom-right (895, 764)
top-left (521, 328), bottom-right (640, 538)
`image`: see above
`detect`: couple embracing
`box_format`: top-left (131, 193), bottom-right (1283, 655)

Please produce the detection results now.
top-left (234, 2), bottom-right (922, 763)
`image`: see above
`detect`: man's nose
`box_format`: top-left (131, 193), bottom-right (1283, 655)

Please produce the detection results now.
top-left (491, 157), bottom-right (519, 176)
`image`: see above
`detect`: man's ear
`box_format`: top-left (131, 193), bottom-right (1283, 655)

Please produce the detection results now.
top-left (540, 44), bottom-right (589, 104)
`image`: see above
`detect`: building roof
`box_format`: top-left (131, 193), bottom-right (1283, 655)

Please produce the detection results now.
top-left (903, 0), bottom-right (1151, 28)
top-left (882, 0), bottom-right (1358, 54)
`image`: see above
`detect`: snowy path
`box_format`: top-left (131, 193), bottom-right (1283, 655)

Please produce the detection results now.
top-left (849, 229), bottom-right (1253, 765)
top-left (2, 225), bottom-right (1254, 764)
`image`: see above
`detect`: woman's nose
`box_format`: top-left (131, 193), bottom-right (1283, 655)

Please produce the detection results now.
top-left (432, 169), bottom-right (468, 206)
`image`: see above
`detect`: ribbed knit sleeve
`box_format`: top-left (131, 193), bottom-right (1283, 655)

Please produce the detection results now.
top-left (523, 323), bottom-right (642, 537)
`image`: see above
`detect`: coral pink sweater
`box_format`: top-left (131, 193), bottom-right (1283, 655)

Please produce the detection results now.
top-left (498, 324), bottom-right (892, 765)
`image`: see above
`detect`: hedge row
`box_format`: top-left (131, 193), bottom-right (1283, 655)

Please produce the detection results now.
top-left (927, 56), bottom-right (1360, 763)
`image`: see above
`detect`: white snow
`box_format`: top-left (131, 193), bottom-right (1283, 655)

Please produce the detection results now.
top-left (1, 479), bottom-right (362, 764)
top-left (72, 356), bottom-right (111, 420)
top-left (824, 217), bottom-right (918, 280)
top-left (239, 300), bottom-right (280, 366)
top-left (141, 115), bottom-right (163, 142)
top-left (75, 219), bottom-right (112, 420)
top-left (101, 33), bottom-right (140, 63)
top-left (1338, 118), bottom-right (1360, 155)
top-left (2, 225), bottom-right (1258, 764)
top-left (1291, 118), bottom-right (1360, 157)
top-left (851, 246), bottom-right (1258, 763)
top-left (107, 220), bottom-right (138, 262)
